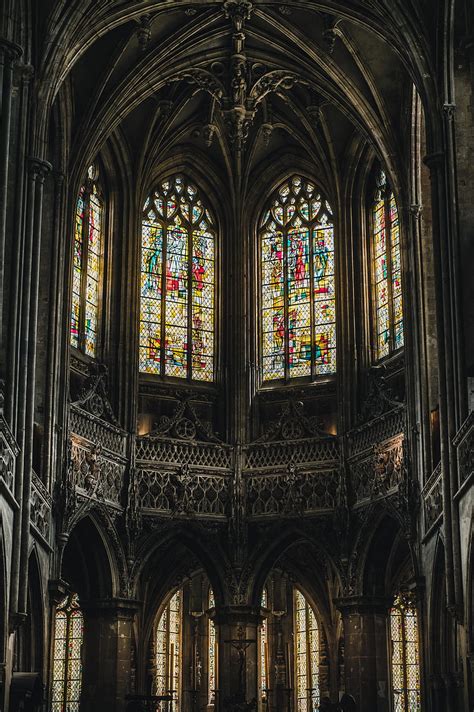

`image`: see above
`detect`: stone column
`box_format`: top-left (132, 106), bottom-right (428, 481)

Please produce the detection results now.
top-left (0, 39), bottom-right (22, 345)
top-left (80, 598), bottom-right (139, 712)
top-left (212, 605), bottom-right (262, 711)
top-left (335, 596), bottom-right (392, 712)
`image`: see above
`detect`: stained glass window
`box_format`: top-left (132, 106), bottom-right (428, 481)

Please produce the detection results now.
top-left (156, 590), bottom-right (181, 710)
top-left (390, 592), bottom-right (421, 712)
top-left (260, 175), bottom-right (336, 382)
top-left (372, 170), bottom-right (404, 359)
top-left (208, 588), bottom-right (216, 705)
top-left (140, 175), bottom-right (216, 381)
top-left (51, 592), bottom-right (83, 712)
top-left (294, 588), bottom-right (320, 712)
top-left (260, 587), bottom-right (269, 702)
top-left (70, 164), bottom-right (103, 357)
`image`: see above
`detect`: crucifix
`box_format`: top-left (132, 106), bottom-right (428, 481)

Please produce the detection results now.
top-left (224, 625), bottom-right (257, 699)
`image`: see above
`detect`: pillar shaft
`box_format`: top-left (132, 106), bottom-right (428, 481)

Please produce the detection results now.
top-left (80, 599), bottom-right (139, 712)
top-left (212, 606), bottom-right (262, 711)
top-left (336, 597), bottom-right (391, 712)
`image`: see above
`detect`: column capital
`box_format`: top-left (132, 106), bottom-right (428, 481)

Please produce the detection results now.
top-left (423, 151), bottom-right (444, 169)
top-left (48, 578), bottom-right (70, 605)
top-left (409, 203), bottom-right (423, 220)
top-left (0, 39), bottom-right (23, 61)
top-left (27, 157), bottom-right (52, 180)
top-left (443, 102), bottom-right (456, 121)
top-left (80, 596), bottom-right (141, 619)
top-left (333, 595), bottom-right (393, 615)
top-left (211, 604), bottom-right (263, 627)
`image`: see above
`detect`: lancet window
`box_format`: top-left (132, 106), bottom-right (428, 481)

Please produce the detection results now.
top-left (70, 164), bottom-right (104, 356)
top-left (371, 170), bottom-right (404, 359)
top-left (390, 592), bottom-right (421, 712)
top-left (140, 175), bottom-right (216, 381)
top-left (260, 175), bottom-right (336, 382)
top-left (51, 593), bottom-right (84, 712)
top-left (260, 587), bottom-right (269, 704)
top-left (156, 590), bottom-right (181, 709)
top-left (294, 588), bottom-right (320, 712)
top-left (208, 588), bottom-right (216, 706)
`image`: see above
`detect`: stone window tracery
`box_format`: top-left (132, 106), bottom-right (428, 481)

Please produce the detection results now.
top-left (371, 169), bottom-right (404, 359)
top-left (51, 592), bottom-right (84, 712)
top-left (140, 175), bottom-right (216, 381)
top-left (294, 588), bottom-right (320, 712)
top-left (260, 175), bottom-right (336, 383)
top-left (70, 164), bottom-right (104, 356)
top-left (260, 586), bottom-right (269, 704)
top-left (155, 589), bottom-right (181, 709)
top-left (208, 588), bottom-right (216, 706)
top-left (390, 592), bottom-right (421, 712)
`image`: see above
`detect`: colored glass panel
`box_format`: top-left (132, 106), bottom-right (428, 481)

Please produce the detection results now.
top-left (390, 593), bottom-right (421, 712)
top-left (156, 590), bottom-right (181, 709)
top-left (70, 172), bottom-right (103, 357)
top-left (140, 176), bottom-right (216, 381)
top-left (372, 178), bottom-right (404, 359)
top-left (208, 589), bottom-right (216, 705)
top-left (260, 176), bottom-right (336, 382)
top-left (260, 588), bottom-right (268, 700)
top-left (51, 593), bottom-right (83, 712)
top-left (294, 589), bottom-right (320, 712)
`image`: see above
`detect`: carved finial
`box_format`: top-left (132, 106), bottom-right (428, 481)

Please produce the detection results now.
top-left (136, 14), bottom-right (152, 52)
top-left (202, 123), bottom-right (217, 147)
top-left (223, 0), bottom-right (253, 32)
top-left (322, 13), bottom-right (339, 54)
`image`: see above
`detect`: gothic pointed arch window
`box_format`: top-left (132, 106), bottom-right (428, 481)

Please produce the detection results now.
top-left (51, 592), bottom-right (84, 712)
top-left (155, 590), bottom-right (181, 708)
top-left (259, 586), bottom-right (269, 704)
top-left (70, 164), bottom-right (104, 357)
top-left (390, 592), bottom-right (421, 712)
top-left (371, 169), bottom-right (404, 359)
top-left (208, 588), bottom-right (217, 706)
top-left (294, 588), bottom-right (320, 712)
top-left (140, 175), bottom-right (216, 381)
top-left (259, 175), bottom-right (336, 383)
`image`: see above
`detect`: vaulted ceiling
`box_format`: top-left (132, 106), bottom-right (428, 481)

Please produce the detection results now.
top-left (24, 1), bottom-right (446, 200)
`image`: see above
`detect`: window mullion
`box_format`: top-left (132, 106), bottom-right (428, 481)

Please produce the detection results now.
top-left (160, 222), bottom-right (167, 378)
top-left (283, 222), bottom-right (289, 382)
top-left (305, 604), bottom-right (312, 709)
top-left (79, 192), bottom-right (91, 353)
top-left (63, 610), bottom-right (71, 710)
top-left (309, 222), bottom-right (316, 380)
top-left (385, 192), bottom-right (395, 354)
top-left (400, 609), bottom-right (408, 712)
top-left (187, 223), bottom-right (193, 381)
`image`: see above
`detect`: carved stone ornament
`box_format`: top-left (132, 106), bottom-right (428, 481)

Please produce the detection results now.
top-left (70, 362), bottom-right (119, 426)
top-left (168, 3), bottom-right (303, 152)
top-left (255, 397), bottom-right (331, 443)
top-left (147, 392), bottom-right (221, 443)
top-left (357, 364), bottom-right (403, 424)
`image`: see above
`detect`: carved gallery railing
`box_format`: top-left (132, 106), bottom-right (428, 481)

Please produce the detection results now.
top-left (136, 468), bottom-right (230, 517)
top-left (0, 414), bottom-right (18, 498)
top-left (69, 405), bottom-right (128, 507)
top-left (243, 437), bottom-right (339, 470)
top-left (31, 470), bottom-right (52, 544)
top-left (347, 408), bottom-right (406, 504)
top-left (422, 462), bottom-right (442, 536)
top-left (244, 467), bottom-right (339, 518)
top-left (66, 405), bottom-right (410, 520)
top-left (136, 436), bottom-right (232, 469)
top-left (135, 434), bottom-right (232, 518)
top-left (454, 410), bottom-right (474, 493)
